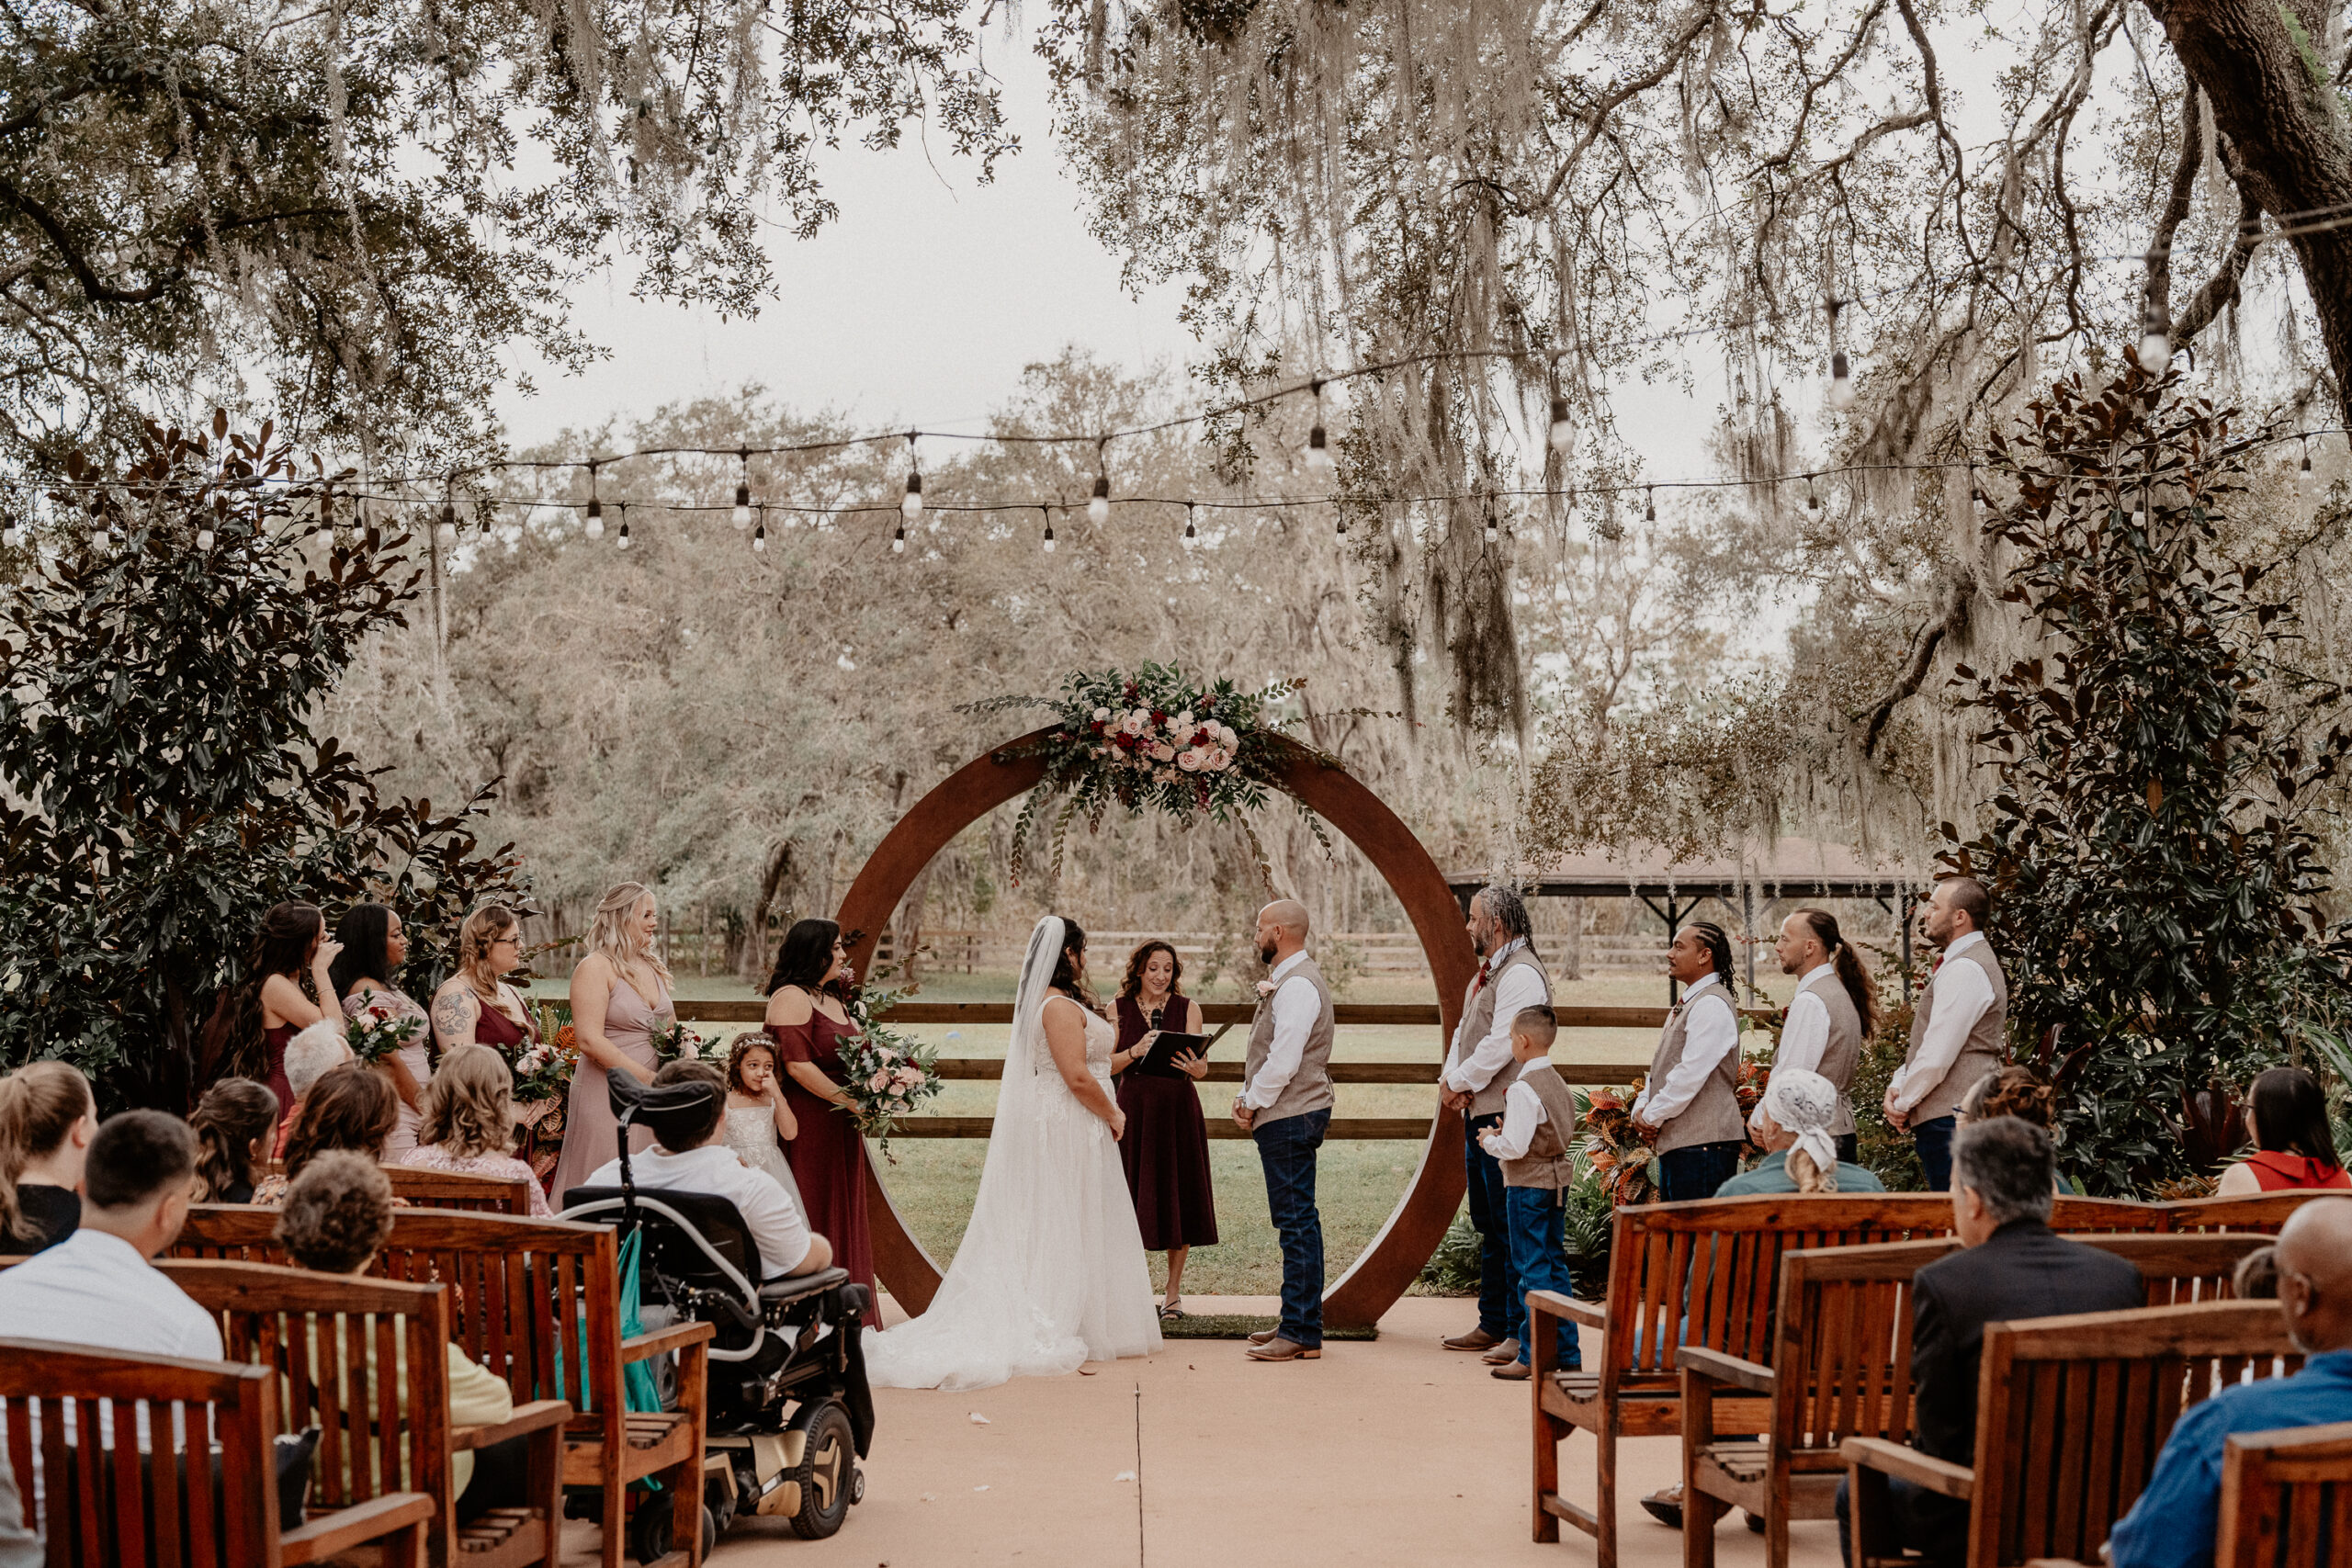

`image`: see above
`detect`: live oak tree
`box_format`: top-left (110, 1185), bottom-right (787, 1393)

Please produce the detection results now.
top-left (0, 413), bottom-right (532, 1107)
top-left (0, 0), bottom-right (1013, 479)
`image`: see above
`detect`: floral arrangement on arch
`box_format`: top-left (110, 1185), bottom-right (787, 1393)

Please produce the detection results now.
top-left (963, 662), bottom-right (1340, 886)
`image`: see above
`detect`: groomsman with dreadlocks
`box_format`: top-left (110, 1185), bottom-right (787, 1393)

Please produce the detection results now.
top-left (1438, 885), bottom-right (1553, 1367)
top-left (1631, 921), bottom-right (1747, 1201)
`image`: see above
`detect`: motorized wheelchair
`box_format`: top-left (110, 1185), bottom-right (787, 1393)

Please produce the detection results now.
top-left (560, 1072), bottom-right (874, 1557)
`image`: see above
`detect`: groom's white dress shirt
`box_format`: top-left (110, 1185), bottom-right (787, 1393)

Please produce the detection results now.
top-left (1442, 937), bottom-right (1549, 1097)
top-left (1239, 951), bottom-right (1319, 1111)
top-left (1888, 931), bottom-right (1996, 1116)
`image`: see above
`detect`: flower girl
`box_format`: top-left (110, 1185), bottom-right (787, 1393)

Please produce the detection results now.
top-left (722, 1033), bottom-right (805, 1211)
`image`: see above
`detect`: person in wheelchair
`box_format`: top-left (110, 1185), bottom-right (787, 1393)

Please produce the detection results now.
top-left (585, 1059), bottom-right (834, 1280)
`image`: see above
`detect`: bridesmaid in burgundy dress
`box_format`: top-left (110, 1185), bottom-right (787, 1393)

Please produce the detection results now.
top-left (198, 901), bottom-right (345, 1136)
top-left (1110, 940), bottom-right (1217, 1318)
top-left (764, 918), bottom-right (877, 1325)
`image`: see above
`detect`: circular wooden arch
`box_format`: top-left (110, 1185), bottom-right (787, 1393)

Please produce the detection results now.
top-left (835, 728), bottom-right (1477, 1330)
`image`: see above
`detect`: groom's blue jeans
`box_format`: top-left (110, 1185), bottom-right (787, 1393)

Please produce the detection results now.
top-left (1254, 1108), bottom-right (1329, 1348)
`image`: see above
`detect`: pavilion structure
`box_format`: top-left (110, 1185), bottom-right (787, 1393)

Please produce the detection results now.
top-left (1449, 837), bottom-right (1934, 1001)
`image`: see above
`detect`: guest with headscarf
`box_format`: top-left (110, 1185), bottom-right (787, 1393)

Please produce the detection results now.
top-left (1717, 1067), bottom-right (1886, 1195)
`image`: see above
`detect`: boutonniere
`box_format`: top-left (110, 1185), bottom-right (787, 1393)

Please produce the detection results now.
top-left (1255, 979), bottom-right (1278, 998)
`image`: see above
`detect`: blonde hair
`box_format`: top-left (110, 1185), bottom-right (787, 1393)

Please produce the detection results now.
top-left (0, 1062), bottom-right (94, 1244)
top-left (585, 882), bottom-right (670, 986)
top-left (1787, 1147), bottom-right (1839, 1194)
top-left (416, 1043), bottom-right (516, 1159)
top-left (456, 903), bottom-right (521, 998)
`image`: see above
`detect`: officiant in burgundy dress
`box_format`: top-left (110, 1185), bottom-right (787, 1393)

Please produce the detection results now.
top-left (1110, 940), bottom-right (1218, 1318)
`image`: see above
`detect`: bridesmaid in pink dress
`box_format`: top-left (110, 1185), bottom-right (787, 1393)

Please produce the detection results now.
top-left (549, 882), bottom-right (673, 1205)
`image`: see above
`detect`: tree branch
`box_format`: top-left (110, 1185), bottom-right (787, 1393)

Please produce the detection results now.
top-left (0, 175), bottom-right (175, 304)
top-left (1862, 583), bottom-right (1970, 757)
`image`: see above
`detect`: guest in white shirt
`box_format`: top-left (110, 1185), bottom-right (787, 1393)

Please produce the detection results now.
top-left (0, 1111), bottom-right (222, 1517)
top-left (1437, 885), bottom-right (1553, 1364)
top-left (1630, 923), bottom-right (1748, 1201)
top-left (587, 1060), bottom-right (832, 1280)
top-left (1749, 908), bottom-right (1879, 1165)
top-left (1886, 878), bottom-right (2007, 1191)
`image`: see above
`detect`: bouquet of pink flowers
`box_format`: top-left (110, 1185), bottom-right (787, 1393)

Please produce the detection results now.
top-left (345, 1001), bottom-right (424, 1066)
top-left (511, 1027), bottom-right (580, 1103)
top-left (836, 982), bottom-right (942, 1161)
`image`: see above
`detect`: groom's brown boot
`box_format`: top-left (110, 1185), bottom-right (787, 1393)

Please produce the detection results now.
top-left (1246, 1337), bottom-right (1320, 1361)
top-left (1442, 1327), bottom-right (1503, 1352)
top-left (1247, 1327), bottom-right (1282, 1346)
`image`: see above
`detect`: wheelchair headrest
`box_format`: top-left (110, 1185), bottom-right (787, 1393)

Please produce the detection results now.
top-left (607, 1066), bottom-right (718, 1145)
top-left (563, 1184), bottom-right (764, 1284)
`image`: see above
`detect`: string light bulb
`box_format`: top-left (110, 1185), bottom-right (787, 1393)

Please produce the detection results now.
top-left (901, 434), bottom-right (923, 521)
top-left (891, 518), bottom-right (907, 554)
top-left (1806, 476), bottom-right (1821, 513)
top-left (616, 509), bottom-right (631, 549)
top-left (1645, 486), bottom-right (1657, 524)
top-left (732, 450), bottom-right (752, 530)
top-left (1970, 466), bottom-right (1987, 519)
top-left (1826, 299), bottom-right (1856, 410)
top-left (1483, 493), bottom-right (1499, 546)
top-left (1090, 472), bottom-right (1111, 525)
top-left (1548, 395), bottom-right (1574, 455)
top-left (584, 462), bottom-right (603, 536)
top-left (2300, 437), bottom-right (2314, 493)
top-left (752, 511), bottom-right (767, 553)
top-left (438, 498), bottom-right (458, 547)
top-left (2140, 285), bottom-right (2173, 367)
top-left (1042, 507), bottom-right (1057, 554)
top-left (1336, 509), bottom-right (1348, 537)
top-left (1306, 379), bottom-right (1335, 477)
top-left (1182, 502), bottom-right (1199, 550)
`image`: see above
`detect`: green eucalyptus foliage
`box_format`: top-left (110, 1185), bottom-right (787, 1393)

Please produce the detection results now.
top-left (0, 413), bottom-right (532, 1109)
top-left (1946, 368), bottom-right (2352, 1192)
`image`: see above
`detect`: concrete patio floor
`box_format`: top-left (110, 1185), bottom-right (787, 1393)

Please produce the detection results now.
top-left (634, 1293), bottom-right (1848, 1568)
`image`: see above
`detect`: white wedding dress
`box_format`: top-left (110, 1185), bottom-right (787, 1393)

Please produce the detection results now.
top-left (863, 916), bottom-right (1163, 1391)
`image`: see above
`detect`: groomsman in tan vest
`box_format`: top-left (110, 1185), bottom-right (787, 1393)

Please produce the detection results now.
top-left (1750, 908), bottom-right (1879, 1165)
top-left (1886, 876), bottom-right (2007, 1190)
top-left (1235, 899), bottom-right (1337, 1362)
top-left (1630, 921), bottom-right (1747, 1201)
top-left (1438, 886), bottom-right (1553, 1365)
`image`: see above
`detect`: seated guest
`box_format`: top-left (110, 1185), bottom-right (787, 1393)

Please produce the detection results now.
top-left (254, 1063), bottom-right (398, 1203)
top-left (1955, 1065), bottom-right (2079, 1194)
top-left (397, 1044), bottom-right (554, 1217)
top-left (187, 1077), bottom-right (279, 1203)
top-left (586, 1060), bottom-right (833, 1280)
top-left (2214, 1067), bottom-right (2349, 1194)
top-left (1716, 1067), bottom-right (1886, 1195)
top-left (272, 1019), bottom-right (355, 1157)
top-left (0, 1061), bottom-right (96, 1255)
top-left (2106, 1197), bottom-right (2352, 1567)
top-left (1838, 1117), bottom-right (2143, 1568)
top-left (276, 1152), bottom-right (531, 1526)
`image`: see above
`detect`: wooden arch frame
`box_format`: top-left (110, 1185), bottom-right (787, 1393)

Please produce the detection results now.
top-left (835, 728), bottom-right (1478, 1329)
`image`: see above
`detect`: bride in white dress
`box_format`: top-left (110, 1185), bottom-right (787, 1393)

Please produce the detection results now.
top-left (863, 915), bottom-right (1163, 1391)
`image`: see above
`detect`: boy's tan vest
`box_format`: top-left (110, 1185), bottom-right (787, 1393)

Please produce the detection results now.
top-left (1499, 1060), bottom-right (1579, 1191)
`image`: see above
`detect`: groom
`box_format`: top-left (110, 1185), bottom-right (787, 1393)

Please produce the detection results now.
top-left (1235, 898), bottom-right (1337, 1362)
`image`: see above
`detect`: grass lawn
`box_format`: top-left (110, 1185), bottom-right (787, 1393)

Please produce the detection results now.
top-left (531, 960), bottom-right (1808, 1295)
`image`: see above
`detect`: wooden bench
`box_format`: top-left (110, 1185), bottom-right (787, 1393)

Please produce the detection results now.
top-left (2217, 1418), bottom-right (2352, 1567)
top-left (172, 1204), bottom-right (714, 1568)
top-left (159, 1258), bottom-right (572, 1568)
top-left (1527, 1194), bottom-right (1964, 1566)
top-left (0, 1337), bottom-right (435, 1566)
top-left (1679, 1233), bottom-right (2275, 1568)
top-left (2165, 1191), bottom-right (2340, 1235)
top-left (385, 1165), bottom-right (537, 1216)
top-left (1841, 1299), bottom-right (2301, 1567)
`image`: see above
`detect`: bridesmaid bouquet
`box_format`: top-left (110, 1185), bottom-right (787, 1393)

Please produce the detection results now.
top-left (651, 1018), bottom-right (724, 1066)
top-left (837, 982), bottom-right (943, 1162)
top-left (345, 1002), bottom-right (424, 1066)
top-left (512, 1027), bottom-right (580, 1103)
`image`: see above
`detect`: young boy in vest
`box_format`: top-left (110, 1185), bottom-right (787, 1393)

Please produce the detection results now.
top-left (1476, 1004), bottom-right (1583, 1381)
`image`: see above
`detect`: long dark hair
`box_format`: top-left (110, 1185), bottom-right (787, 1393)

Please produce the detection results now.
top-left (2248, 1067), bottom-right (2342, 1168)
top-left (328, 902), bottom-right (397, 998)
top-left (1687, 920), bottom-right (1736, 986)
top-left (1048, 918), bottom-right (1097, 1010)
top-left (1119, 940), bottom-right (1183, 1003)
top-left (198, 901), bottom-right (325, 1087)
top-left (188, 1077), bottom-right (278, 1201)
top-left (765, 918), bottom-right (842, 997)
top-left (1790, 907), bottom-right (1880, 1037)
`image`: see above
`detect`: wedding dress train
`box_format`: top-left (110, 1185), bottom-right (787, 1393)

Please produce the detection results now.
top-left (862, 917), bottom-right (1163, 1391)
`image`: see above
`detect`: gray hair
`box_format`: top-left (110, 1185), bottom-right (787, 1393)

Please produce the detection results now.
top-left (1951, 1116), bottom-right (2056, 1226)
top-left (284, 1019), bottom-right (354, 1100)
top-left (1476, 885), bottom-right (1533, 942)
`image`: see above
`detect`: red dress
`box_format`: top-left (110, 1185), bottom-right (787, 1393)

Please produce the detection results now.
top-left (262, 1023), bottom-right (298, 1133)
top-left (768, 1006), bottom-right (877, 1325)
top-left (2245, 1150), bottom-right (2352, 1190)
top-left (472, 998), bottom-right (557, 1188)
top-left (1113, 994), bottom-right (1219, 1251)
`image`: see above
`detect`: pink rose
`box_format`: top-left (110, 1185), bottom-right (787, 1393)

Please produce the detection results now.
top-left (895, 1065), bottom-right (924, 1087)
top-left (867, 1070), bottom-right (892, 1092)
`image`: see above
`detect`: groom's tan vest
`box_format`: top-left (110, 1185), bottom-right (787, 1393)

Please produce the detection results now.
top-left (1903, 939), bottom-right (2008, 1122)
top-left (1450, 941), bottom-right (1553, 1118)
top-left (1243, 954), bottom-right (1337, 1126)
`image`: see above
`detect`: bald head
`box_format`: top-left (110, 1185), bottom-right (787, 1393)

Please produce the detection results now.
top-left (1255, 900), bottom-right (1310, 967)
top-left (2274, 1196), bottom-right (2352, 1354)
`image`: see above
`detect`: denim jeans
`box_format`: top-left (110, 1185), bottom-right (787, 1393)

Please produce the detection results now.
top-left (1658, 1140), bottom-right (1743, 1201)
top-left (1464, 1111), bottom-right (1517, 1339)
top-left (1913, 1115), bottom-right (1959, 1191)
top-left (1502, 1184), bottom-right (1580, 1369)
top-left (1254, 1109), bottom-right (1330, 1348)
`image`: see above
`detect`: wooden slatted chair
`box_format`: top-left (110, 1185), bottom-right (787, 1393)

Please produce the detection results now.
top-left (2216, 1419), bottom-right (2352, 1568)
top-left (2165, 1191), bottom-right (2341, 1235)
top-left (170, 1204), bottom-right (715, 1568)
top-left (1679, 1232), bottom-right (2275, 1568)
top-left (1528, 1193), bottom-right (1963, 1566)
top-left (160, 1259), bottom-right (571, 1568)
top-left (0, 1337), bottom-right (435, 1567)
top-left (384, 1166), bottom-right (537, 1217)
top-left (1841, 1299), bottom-right (2301, 1568)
